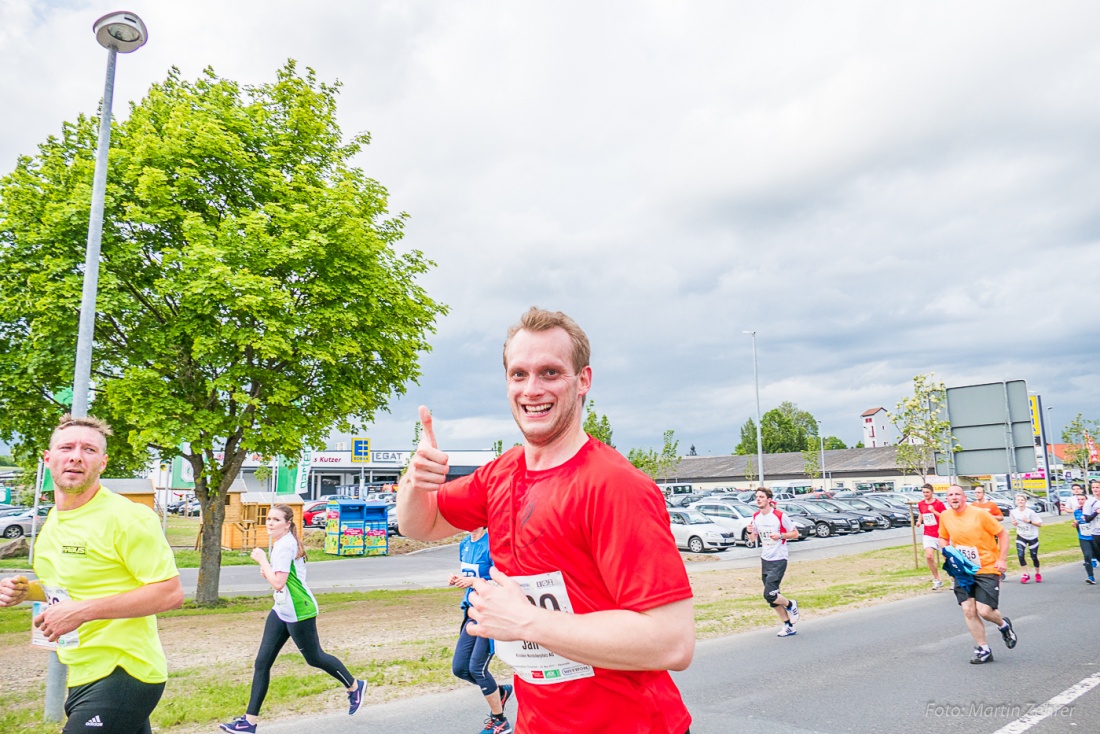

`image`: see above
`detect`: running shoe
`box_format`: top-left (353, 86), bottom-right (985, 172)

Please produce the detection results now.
top-left (1088, 578), bottom-right (1096, 585)
top-left (931, 579), bottom-right (943, 591)
top-left (777, 624), bottom-right (797, 637)
top-left (999, 617), bottom-right (1017, 649)
top-left (1020, 574), bottom-right (1030, 584)
top-left (348, 679), bottom-right (366, 715)
top-left (1035, 573), bottom-right (1042, 583)
top-left (219, 716), bottom-right (256, 734)
top-left (478, 714), bottom-right (513, 734)
top-left (1093, 558), bottom-right (1098, 569)
top-left (970, 647), bottom-right (993, 665)
top-left (498, 683), bottom-right (513, 709)
top-left (786, 599), bottom-right (800, 624)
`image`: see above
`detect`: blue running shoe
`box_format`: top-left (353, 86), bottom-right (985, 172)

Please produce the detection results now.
top-left (220, 716), bottom-right (256, 734)
top-left (348, 679), bottom-right (366, 715)
top-left (498, 683), bottom-right (513, 709)
top-left (478, 714), bottom-right (513, 734)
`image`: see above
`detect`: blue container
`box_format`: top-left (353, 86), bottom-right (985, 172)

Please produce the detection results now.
top-left (325, 499), bottom-right (367, 556)
top-left (362, 502), bottom-right (390, 556)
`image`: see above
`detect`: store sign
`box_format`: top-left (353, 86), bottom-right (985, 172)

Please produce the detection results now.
top-left (371, 451), bottom-right (408, 464)
top-left (352, 438), bottom-right (371, 463)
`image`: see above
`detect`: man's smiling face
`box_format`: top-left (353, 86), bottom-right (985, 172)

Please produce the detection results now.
top-left (505, 327), bottom-right (591, 449)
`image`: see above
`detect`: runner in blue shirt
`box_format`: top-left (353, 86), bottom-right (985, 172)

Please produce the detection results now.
top-left (449, 528), bottom-right (514, 734)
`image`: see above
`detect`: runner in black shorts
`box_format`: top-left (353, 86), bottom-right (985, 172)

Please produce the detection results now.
top-left (747, 488), bottom-right (801, 637)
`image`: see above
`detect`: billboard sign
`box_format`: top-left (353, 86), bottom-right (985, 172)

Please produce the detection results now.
top-left (934, 380), bottom-right (1037, 476)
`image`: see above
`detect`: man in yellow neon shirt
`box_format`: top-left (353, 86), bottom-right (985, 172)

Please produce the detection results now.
top-left (938, 484), bottom-right (1016, 665)
top-left (0, 415), bottom-right (183, 733)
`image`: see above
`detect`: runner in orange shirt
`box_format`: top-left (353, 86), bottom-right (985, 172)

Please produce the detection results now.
top-left (938, 485), bottom-right (1017, 664)
top-left (971, 486), bottom-right (1004, 519)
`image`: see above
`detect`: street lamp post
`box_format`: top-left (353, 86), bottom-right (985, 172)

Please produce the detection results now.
top-left (45, 11), bottom-right (149, 722)
top-left (820, 432), bottom-right (828, 490)
top-left (743, 331), bottom-right (764, 486)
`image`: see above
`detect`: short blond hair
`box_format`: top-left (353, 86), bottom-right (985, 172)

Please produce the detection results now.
top-left (503, 307), bottom-right (591, 373)
top-left (50, 414), bottom-right (113, 450)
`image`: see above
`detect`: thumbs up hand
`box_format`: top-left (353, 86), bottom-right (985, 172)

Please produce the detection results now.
top-left (402, 405), bottom-right (450, 494)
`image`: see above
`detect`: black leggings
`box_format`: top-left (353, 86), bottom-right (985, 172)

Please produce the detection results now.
top-left (1080, 538), bottom-right (1097, 578)
top-left (452, 610), bottom-right (498, 696)
top-left (247, 610), bottom-right (354, 716)
top-left (63, 666), bottom-right (164, 734)
top-left (1016, 537), bottom-right (1040, 568)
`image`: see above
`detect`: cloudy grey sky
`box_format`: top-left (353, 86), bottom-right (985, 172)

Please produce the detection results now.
top-left (2, 1), bottom-right (1098, 456)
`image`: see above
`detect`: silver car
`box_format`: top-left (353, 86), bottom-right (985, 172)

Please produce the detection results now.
top-left (0, 506), bottom-right (49, 539)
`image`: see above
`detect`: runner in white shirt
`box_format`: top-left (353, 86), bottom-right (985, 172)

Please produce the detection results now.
top-left (747, 488), bottom-right (802, 637)
top-left (1009, 494), bottom-right (1043, 584)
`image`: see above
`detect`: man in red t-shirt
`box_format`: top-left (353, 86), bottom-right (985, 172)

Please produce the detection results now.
top-left (917, 484), bottom-right (947, 590)
top-left (397, 307), bottom-right (694, 734)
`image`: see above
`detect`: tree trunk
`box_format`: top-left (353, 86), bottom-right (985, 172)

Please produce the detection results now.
top-left (194, 476), bottom-right (225, 606)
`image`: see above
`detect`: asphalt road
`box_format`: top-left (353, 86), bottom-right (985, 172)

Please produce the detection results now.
top-left (258, 561), bottom-right (1100, 734)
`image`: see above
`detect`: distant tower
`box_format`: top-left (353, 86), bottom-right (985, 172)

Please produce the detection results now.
top-left (860, 408), bottom-right (897, 447)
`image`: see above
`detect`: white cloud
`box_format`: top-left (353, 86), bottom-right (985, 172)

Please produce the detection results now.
top-left (2, 0), bottom-right (1098, 455)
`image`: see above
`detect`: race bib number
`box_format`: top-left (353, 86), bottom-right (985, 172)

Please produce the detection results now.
top-left (955, 545), bottom-right (980, 566)
top-left (31, 586), bottom-right (80, 650)
top-left (493, 571), bottom-right (595, 685)
top-left (1080, 521), bottom-right (1093, 536)
top-left (460, 561), bottom-right (479, 579)
top-left (921, 512), bottom-right (936, 526)
top-left (761, 533), bottom-right (779, 547)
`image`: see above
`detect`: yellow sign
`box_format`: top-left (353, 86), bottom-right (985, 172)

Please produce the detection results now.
top-left (1011, 478), bottom-right (1047, 491)
top-left (351, 438), bottom-right (371, 463)
top-left (1029, 395), bottom-right (1041, 438)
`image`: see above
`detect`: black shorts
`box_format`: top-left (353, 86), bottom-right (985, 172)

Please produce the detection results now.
top-left (63, 666), bottom-right (165, 734)
top-left (953, 573), bottom-right (1000, 609)
top-left (761, 559), bottom-right (788, 606)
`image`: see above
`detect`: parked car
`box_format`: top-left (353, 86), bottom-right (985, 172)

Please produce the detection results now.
top-left (687, 500), bottom-right (758, 547)
top-left (669, 492), bottom-right (708, 508)
top-left (303, 500), bottom-right (329, 528)
top-left (0, 505), bottom-right (50, 538)
top-left (387, 504), bottom-right (399, 535)
top-left (856, 496), bottom-right (913, 527)
top-left (803, 498), bottom-right (889, 531)
top-left (175, 499), bottom-right (201, 517)
top-left (667, 509), bottom-right (738, 553)
top-left (0, 505), bottom-right (29, 518)
top-left (776, 501), bottom-right (861, 538)
top-left (786, 514), bottom-right (816, 540)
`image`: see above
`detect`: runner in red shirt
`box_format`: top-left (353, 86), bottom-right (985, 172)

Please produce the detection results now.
top-left (917, 484), bottom-right (947, 590)
top-left (397, 308), bottom-right (694, 734)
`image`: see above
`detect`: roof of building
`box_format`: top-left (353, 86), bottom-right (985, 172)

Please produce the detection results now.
top-left (104, 478), bottom-right (156, 494)
top-left (861, 407), bottom-right (887, 417)
top-left (664, 446), bottom-right (901, 482)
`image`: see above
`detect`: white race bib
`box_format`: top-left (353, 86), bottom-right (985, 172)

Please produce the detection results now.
top-left (955, 545), bottom-right (980, 566)
top-left (493, 571), bottom-right (595, 685)
top-left (31, 586), bottom-right (80, 650)
top-left (921, 512), bottom-right (936, 526)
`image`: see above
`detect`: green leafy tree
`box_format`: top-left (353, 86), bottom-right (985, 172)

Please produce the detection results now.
top-left (822, 436), bottom-right (847, 450)
top-left (758, 401), bottom-right (819, 453)
top-left (491, 439), bottom-right (504, 458)
top-left (0, 62), bottom-right (445, 604)
top-left (583, 400), bottom-right (614, 448)
top-left (628, 429), bottom-right (679, 481)
top-left (802, 447), bottom-right (821, 480)
top-left (733, 418), bottom-right (758, 455)
top-left (889, 374), bottom-right (957, 481)
top-left (1061, 413), bottom-right (1100, 478)
top-left (743, 459), bottom-right (757, 484)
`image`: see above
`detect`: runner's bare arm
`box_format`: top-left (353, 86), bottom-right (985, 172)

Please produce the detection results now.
top-left (0, 575), bottom-right (46, 606)
top-left (466, 568), bottom-right (694, 671)
top-left (396, 406), bottom-right (463, 541)
top-left (994, 527), bottom-right (1009, 572)
top-left (32, 576), bottom-right (184, 642)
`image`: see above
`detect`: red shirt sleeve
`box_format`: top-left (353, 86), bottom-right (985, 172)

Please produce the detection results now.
top-left (437, 469), bottom-right (489, 532)
top-left (583, 463), bottom-right (692, 613)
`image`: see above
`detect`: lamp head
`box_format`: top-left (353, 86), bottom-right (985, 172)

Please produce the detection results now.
top-left (93, 11), bottom-right (148, 53)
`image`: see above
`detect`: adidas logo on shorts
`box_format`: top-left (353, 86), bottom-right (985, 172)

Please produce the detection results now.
top-left (85, 715), bottom-right (104, 727)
